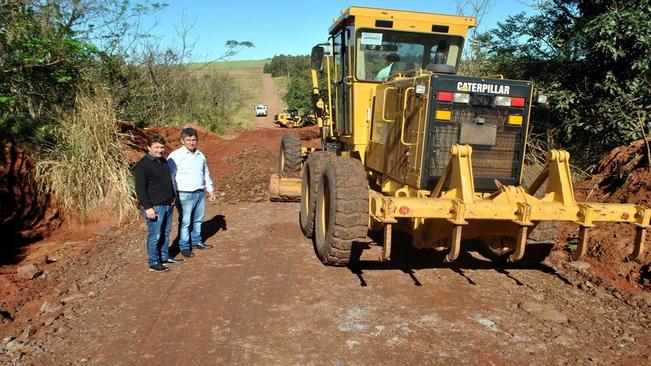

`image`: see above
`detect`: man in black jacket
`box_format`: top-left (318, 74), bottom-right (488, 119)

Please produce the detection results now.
top-left (134, 134), bottom-right (184, 272)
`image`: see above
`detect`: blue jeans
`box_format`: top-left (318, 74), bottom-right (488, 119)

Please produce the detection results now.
top-left (177, 191), bottom-right (206, 251)
top-left (143, 205), bottom-right (173, 266)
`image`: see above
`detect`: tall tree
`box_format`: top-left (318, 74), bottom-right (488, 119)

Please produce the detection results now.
top-left (475, 0), bottom-right (651, 166)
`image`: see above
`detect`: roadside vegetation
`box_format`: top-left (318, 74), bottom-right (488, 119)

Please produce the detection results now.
top-left (0, 0), bottom-right (253, 227)
top-left (272, 76), bottom-right (289, 109)
top-left (263, 55), bottom-right (312, 112)
top-left (469, 0), bottom-right (650, 169)
top-left (35, 90), bottom-right (136, 223)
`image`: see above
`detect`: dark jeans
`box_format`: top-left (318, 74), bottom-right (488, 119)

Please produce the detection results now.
top-left (142, 205), bottom-right (173, 266)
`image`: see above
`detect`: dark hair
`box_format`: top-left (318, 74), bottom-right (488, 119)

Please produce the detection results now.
top-left (181, 127), bottom-right (198, 139)
top-left (147, 134), bottom-right (166, 146)
top-left (387, 53), bottom-right (400, 62)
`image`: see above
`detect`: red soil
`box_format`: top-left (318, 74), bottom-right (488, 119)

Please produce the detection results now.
top-left (558, 140), bottom-right (651, 290)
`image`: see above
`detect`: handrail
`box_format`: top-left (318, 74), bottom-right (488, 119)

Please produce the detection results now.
top-left (400, 87), bottom-right (416, 146)
top-left (381, 87), bottom-right (396, 122)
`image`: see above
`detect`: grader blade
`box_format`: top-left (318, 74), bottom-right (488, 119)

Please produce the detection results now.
top-left (367, 145), bottom-right (650, 263)
top-left (269, 174), bottom-right (301, 202)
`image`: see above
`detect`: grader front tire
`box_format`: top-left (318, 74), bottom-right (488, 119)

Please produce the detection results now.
top-left (299, 151), bottom-right (335, 238)
top-left (279, 133), bottom-right (301, 173)
top-left (314, 157), bottom-right (369, 266)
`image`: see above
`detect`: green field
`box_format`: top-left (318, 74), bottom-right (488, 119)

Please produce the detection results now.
top-left (184, 59), bottom-right (271, 130)
top-left (187, 59), bottom-right (270, 72)
top-left (273, 76), bottom-right (288, 109)
top-left (231, 71), bottom-right (264, 128)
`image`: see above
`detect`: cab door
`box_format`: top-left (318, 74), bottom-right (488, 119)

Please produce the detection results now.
top-left (333, 28), bottom-right (352, 136)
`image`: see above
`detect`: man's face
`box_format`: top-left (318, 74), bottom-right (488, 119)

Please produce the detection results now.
top-left (183, 135), bottom-right (198, 152)
top-left (148, 142), bottom-right (165, 158)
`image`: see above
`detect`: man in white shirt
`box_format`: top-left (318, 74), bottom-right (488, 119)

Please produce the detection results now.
top-left (168, 128), bottom-right (216, 258)
top-left (375, 53), bottom-right (401, 81)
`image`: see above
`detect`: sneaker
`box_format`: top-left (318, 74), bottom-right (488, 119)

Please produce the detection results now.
top-left (192, 243), bottom-right (213, 250)
top-left (149, 263), bottom-right (170, 272)
top-left (162, 258), bottom-right (185, 265)
top-left (181, 250), bottom-right (195, 258)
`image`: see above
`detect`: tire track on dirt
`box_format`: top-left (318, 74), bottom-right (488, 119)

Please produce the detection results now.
top-left (23, 201), bottom-right (651, 365)
top-left (250, 71), bottom-right (281, 130)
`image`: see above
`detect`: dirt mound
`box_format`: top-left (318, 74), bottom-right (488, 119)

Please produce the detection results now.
top-left (217, 145), bottom-right (277, 203)
top-left (293, 125), bottom-right (320, 140)
top-left (0, 142), bottom-right (61, 252)
top-left (559, 139), bottom-right (651, 290)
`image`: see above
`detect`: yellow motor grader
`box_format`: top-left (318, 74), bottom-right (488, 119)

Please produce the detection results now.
top-left (274, 109), bottom-right (302, 128)
top-left (270, 6), bottom-right (649, 265)
top-left (274, 109), bottom-right (318, 129)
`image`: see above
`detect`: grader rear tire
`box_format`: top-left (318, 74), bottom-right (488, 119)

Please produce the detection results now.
top-left (279, 133), bottom-right (301, 173)
top-left (314, 157), bottom-right (369, 266)
top-left (299, 151), bottom-right (335, 238)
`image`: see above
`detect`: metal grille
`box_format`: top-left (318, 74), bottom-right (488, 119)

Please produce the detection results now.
top-left (429, 125), bottom-right (458, 176)
top-left (472, 130), bottom-right (520, 177)
top-left (428, 106), bottom-right (522, 180)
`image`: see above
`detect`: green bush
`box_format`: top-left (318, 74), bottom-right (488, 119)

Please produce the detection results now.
top-left (475, 0), bottom-right (651, 168)
top-left (265, 55), bottom-right (313, 112)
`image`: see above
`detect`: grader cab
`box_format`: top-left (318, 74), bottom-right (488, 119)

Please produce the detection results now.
top-left (270, 6), bottom-right (649, 265)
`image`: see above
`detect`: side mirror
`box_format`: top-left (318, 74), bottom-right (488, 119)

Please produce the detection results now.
top-left (311, 46), bottom-right (325, 71)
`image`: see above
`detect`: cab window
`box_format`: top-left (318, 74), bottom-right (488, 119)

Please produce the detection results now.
top-left (355, 29), bottom-right (463, 81)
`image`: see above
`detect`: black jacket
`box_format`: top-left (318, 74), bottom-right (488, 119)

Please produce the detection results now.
top-left (134, 154), bottom-right (175, 209)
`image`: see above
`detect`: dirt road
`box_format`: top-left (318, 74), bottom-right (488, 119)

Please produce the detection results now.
top-left (1, 71), bottom-right (650, 365)
top-left (11, 200), bottom-right (650, 365)
top-left (251, 72), bottom-right (282, 129)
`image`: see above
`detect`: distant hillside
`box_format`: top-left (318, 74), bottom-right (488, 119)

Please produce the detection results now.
top-left (187, 59), bottom-right (270, 71)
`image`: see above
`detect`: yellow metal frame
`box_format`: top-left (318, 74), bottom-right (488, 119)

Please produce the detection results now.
top-left (369, 145), bottom-right (649, 262)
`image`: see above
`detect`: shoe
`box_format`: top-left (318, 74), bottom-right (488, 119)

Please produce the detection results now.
top-left (181, 250), bottom-right (195, 258)
top-left (163, 258), bottom-right (185, 264)
top-left (149, 263), bottom-right (170, 272)
top-left (192, 243), bottom-right (213, 250)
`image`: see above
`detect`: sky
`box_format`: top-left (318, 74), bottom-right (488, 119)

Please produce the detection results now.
top-left (139, 0), bottom-right (536, 61)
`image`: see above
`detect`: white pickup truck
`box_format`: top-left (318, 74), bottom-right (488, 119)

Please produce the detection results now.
top-left (255, 104), bottom-right (268, 117)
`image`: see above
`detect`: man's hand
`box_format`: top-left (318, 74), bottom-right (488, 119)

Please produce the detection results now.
top-left (208, 191), bottom-right (216, 202)
top-left (145, 208), bottom-right (157, 220)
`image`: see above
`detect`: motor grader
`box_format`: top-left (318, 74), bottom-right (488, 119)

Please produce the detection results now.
top-left (274, 109), bottom-right (302, 128)
top-left (270, 6), bottom-right (649, 265)
top-left (274, 109), bottom-right (318, 129)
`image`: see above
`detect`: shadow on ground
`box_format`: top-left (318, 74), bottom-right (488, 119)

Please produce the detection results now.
top-left (169, 214), bottom-right (227, 256)
top-left (346, 230), bottom-right (563, 287)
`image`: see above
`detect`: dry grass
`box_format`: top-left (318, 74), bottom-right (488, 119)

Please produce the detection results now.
top-left (35, 90), bottom-right (137, 223)
top-left (187, 59), bottom-right (269, 71)
top-left (526, 131), bottom-right (592, 181)
top-left (272, 76), bottom-right (288, 109)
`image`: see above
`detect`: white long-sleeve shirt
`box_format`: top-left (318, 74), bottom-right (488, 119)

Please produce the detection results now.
top-left (167, 146), bottom-right (214, 193)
